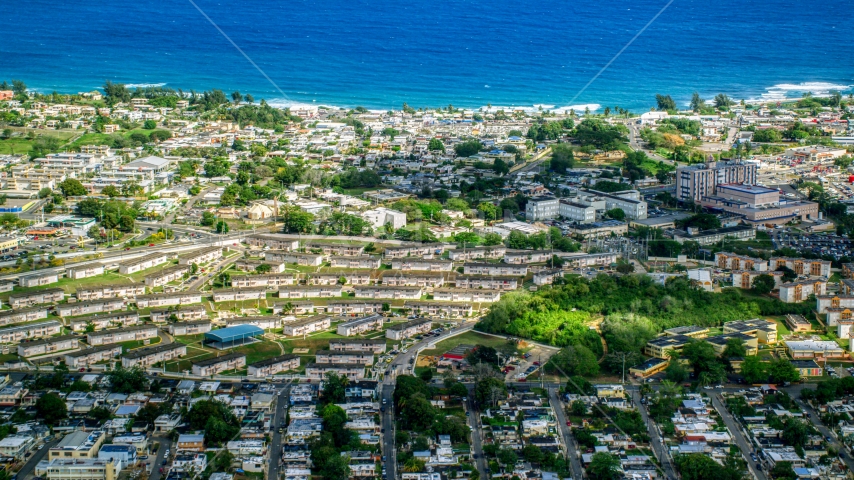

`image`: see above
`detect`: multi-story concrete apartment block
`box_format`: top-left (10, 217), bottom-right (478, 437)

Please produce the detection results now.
top-left (69, 312), bottom-right (139, 332)
top-left (167, 320), bottom-right (212, 336)
top-left (560, 252), bottom-right (619, 268)
top-left (325, 300), bottom-right (383, 315)
top-left (271, 300), bottom-right (315, 315)
top-left (558, 199), bottom-right (597, 223)
top-left (329, 256), bottom-right (381, 269)
top-left (264, 251), bottom-right (324, 266)
top-left (121, 343), bottom-right (187, 368)
top-left (178, 246), bottom-right (223, 265)
top-left (225, 316), bottom-right (281, 330)
top-left (0, 320), bottom-right (62, 343)
top-left (278, 285), bottom-right (342, 299)
top-left (118, 252), bottom-right (169, 274)
top-left (247, 354), bottom-right (300, 378)
top-left (212, 287), bottom-right (267, 302)
top-left (714, 252), bottom-right (767, 271)
top-left (233, 259), bottom-right (286, 274)
top-left (45, 458), bottom-right (119, 480)
top-left (282, 315), bottom-right (331, 336)
top-left (447, 246), bottom-right (506, 262)
top-left (382, 243), bottom-right (445, 259)
top-left (454, 275), bottom-right (518, 290)
top-left (231, 274), bottom-right (296, 288)
top-left (17, 334), bottom-right (79, 357)
top-left (246, 234), bottom-right (300, 251)
top-left (779, 280), bottom-right (827, 303)
top-left (315, 350), bottom-right (374, 365)
top-left (770, 257), bottom-right (832, 277)
top-left (305, 363), bottom-right (365, 380)
top-left (503, 250), bottom-right (552, 264)
top-left (336, 315), bottom-right (384, 336)
top-left (309, 271), bottom-right (373, 286)
top-left (463, 262), bottom-right (528, 276)
top-left (135, 291), bottom-right (203, 308)
top-left (144, 265), bottom-right (190, 287)
top-left (64, 345), bottom-right (123, 368)
top-left (57, 298), bottom-right (126, 317)
top-left (381, 272), bottom-right (445, 288)
top-left (432, 288), bottom-right (501, 303)
top-left (19, 272), bottom-right (59, 288)
top-left (525, 195), bottom-right (559, 221)
top-left (353, 286), bottom-right (422, 300)
top-left (407, 301), bottom-right (473, 317)
top-left (580, 188), bottom-right (648, 220)
top-left (87, 325), bottom-right (158, 346)
top-left (731, 270), bottom-right (784, 289)
top-left (386, 319), bottom-right (432, 340)
top-left (149, 304), bottom-right (206, 323)
top-left (9, 288), bottom-right (64, 308)
top-left (305, 242), bottom-right (365, 256)
top-left (390, 259), bottom-right (454, 272)
top-left (65, 262), bottom-right (105, 280)
top-left (329, 338), bottom-right (387, 354)
top-left (0, 307), bottom-right (48, 327)
top-left (76, 284), bottom-right (146, 301)
top-left (192, 353), bottom-right (246, 376)
top-left (676, 160), bottom-right (757, 202)
top-left (817, 295), bottom-right (854, 314)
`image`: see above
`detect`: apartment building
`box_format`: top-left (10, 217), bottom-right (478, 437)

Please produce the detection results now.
top-left (383, 243), bottom-right (445, 259)
top-left (676, 160), bottom-right (757, 202)
top-left (315, 350), bottom-right (374, 365)
top-left (64, 345), bottom-right (123, 367)
top-left (0, 320), bottom-right (62, 343)
top-left (329, 255), bottom-right (381, 269)
top-left (0, 307), bottom-right (48, 327)
top-left (525, 195), bottom-right (559, 221)
top-left (566, 220), bottom-right (628, 239)
top-left (178, 246), bottom-right (223, 265)
top-left (247, 234), bottom-right (299, 251)
top-left (503, 250), bottom-right (552, 264)
top-left (149, 304), bottom-right (207, 323)
top-left (816, 295), bottom-right (854, 314)
top-left (247, 354), bottom-right (300, 378)
top-left (192, 353), bottom-right (246, 376)
top-left (17, 334), bottom-right (79, 357)
top-left (454, 275), bottom-right (518, 290)
top-left (167, 320), bottom-right (212, 336)
top-left (386, 319), bottom-right (432, 340)
top-left (305, 242), bottom-right (365, 256)
top-left (580, 188), bottom-right (648, 220)
top-left (329, 338), bottom-right (387, 354)
top-left (362, 207), bottom-right (407, 230)
top-left (144, 264), bottom-right (190, 287)
top-left (69, 312), bottom-right (139, 332)
top-left (45, 458), bottom-right (119, 480)
top-left (231, 274), bottom-right (296, 289)
top-left (390, 259), bottom-right (454, 272)
top-left (731, 270), bottom-right (784, 289)
top-left (76, 284), bottom-right (146, 301)
top-left (264, 251), bottom-right (324, 267)
top-left (136, 291), bottom-right (203, 308)
top-left (87, 325), bottom-right (158, 346)
top-left (447, 246), bottom-right (506, 262)
top-left (212, 287), bottom-right (267, 302)
top-left (463, 262), bottom-right (527, 276)
top-left (225, 316), bottom-right (281, 330)
top-left (407, 301), bottom-right (473, 318)
top-left (57, 298), bottom-right (125, 317)
top-left (65, 262), bottom-right (105, 280)
top-left (233, 259), bottom-right (286, 274)
top-left (19, 271), bottom-right (59, 288)
top-left (118, 252), bottom-right (169, 274)
top-left (673, 225), bottom-right (756, 246)
top-left (432, 288), bottom-right (500, 303)
top-left (558, 199), bottom-right (597, 223)
top-left (282, 315), bottom-right (331, 336)
top-left (9, 288), bottom-right (65, 309)
top-left (381, 272), bottom-right (445, 288)
top-left (770, 257), bottom-right (832, 277)
top-left (714, 252), bottom-right (767, 271)
top-left (353, 286), bottom-right (422, 300)
top-left (779, 280), bottom-right (826, 303)
top-left (278, 285), bottom-right (342, 299)
top-left (121, 343), bottom-right (187, 368)
top-left (305, 363), bottom-right (365, 380)
top-left (336, 315), bottom-right (384, 336)
top-left (271, 300), bottom-right (315, 315)
top-left (723, 319), bottom-right (778, 344)
top-left (326, 300), bottom-right (383, 315)
top-left (309, 271), bottom-right (373, 286)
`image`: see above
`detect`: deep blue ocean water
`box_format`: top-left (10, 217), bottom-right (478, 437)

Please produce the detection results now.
top-left (3, 0), bottom-right (853, 112)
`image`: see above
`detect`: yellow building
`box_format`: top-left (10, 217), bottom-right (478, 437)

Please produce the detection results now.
top-left (629, 357), bottom-right (669, 378)
top-left (723, 319), bottom-right (777, 344)
top-left (49, 431), bottom-right (104, 460)
top-left (707, 333), bottom-right (759, 356)
top-left (644, 334), bottom-right (693, 359)
top-left (663, 326), bottom-right (709, 339)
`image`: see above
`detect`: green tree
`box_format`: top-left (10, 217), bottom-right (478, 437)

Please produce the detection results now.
top-left (655, 94), bottom-right (677, 111)
top-left (769, 461), bottom-right (797, 480)
top-left (454, 140), bottom-right (483, 158)
top-left (36, 392), bottom-right (67, 425)
top-left (477, 202), bottom-right (500, 221)
top-left (59, 178), bottom-right (88, 197)
top-left (215, 220), bottom-right (229, 233)
top-left (768, 359), bottom-right (800, 384)
top-left (587, 452), bottom-right (621, 480)
top-left (321, 372), bottom-right (349, 404)
top-left (721, 338), bottom-right (747, 359)
top-left (497, 448), bottom-right (518, 466)
top-left (143, 119), bottom-right (157, 129)
top-left (106, 366), bottom-right (149, 393)
top-left (101, 185), bottom-right (120, 198)
top-left (690, 92), bottom-right (704, 112)
top-left (665, 360), bottom-right (688, 383)
top-left (752, 274), bottom-right (776, 295)
top-left (428, 138), bottom-right (445, 152)
top-left (740, 356), bottom-right (767, 384)
top-left (483, 233), bottom-right (503, 246)
top-left (38, 187), bottom-right (53, 199)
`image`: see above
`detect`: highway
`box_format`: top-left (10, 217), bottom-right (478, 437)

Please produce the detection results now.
top-left (548, 386), bottom-right (585, 480)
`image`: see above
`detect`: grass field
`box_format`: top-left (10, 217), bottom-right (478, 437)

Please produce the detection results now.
top-left (231, 340), bottom-right (282, 364)
top-left (0, 128), bottom-right (79, 155)
top-left (119, 336), bottom-right (162, 353)
top-left (420, 331), bottom-right (511, 357)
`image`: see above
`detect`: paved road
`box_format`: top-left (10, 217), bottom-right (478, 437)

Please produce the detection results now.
top-left (631, 389), bottom-right (677, 480)
top-left (466, 386), bottom-right (488, 477)
top-left (548, 387), bottom-right (585, 480)
top-left (148, 436), bottom-right (172, 480)
top-left (17, 438), bottom-right (58, 480)
top-left (709, 394), bottom-right (767, 480)
top-left (381, 387), bottom-right (397, 480)
top-left (794, 396), bottom-right (854, 472)
top-left (268, 382), bottom-right (293, 480)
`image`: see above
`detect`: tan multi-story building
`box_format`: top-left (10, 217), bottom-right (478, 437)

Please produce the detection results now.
top-left (8, 288), bottom-right (64, 308)
top-left (381, 272), bottom-right (445, 288)
top-left (454, 275), bottom-right (518, 290)
top-left (87, 325), bottom-right (158, 346)
top-left (715, 252), bottom-right (767, 271)
top-left (49, 430), bottom-right (106, 460)
top-left (149, 304), bottom-right (207, 323)
top-left (69, 312), bottom-right (139, 332)
top-left (723, 318), bottom-right (778, 344)
top-left (305, 242), bottom-right (365, 256)
top-left (731, 270), bottom-right (784, 289)
top-left (817, 295), bottom-right (854, 314)
top-left (121, 343), bottom-right (187, 368)
top-left (45, 458), bottom-right (119, 480)
top-left (0, 307), bottom-right (48, 327)
top-left (843, 263), bottom-right (854, 279)
top-left (329, 255), bottom-right (381, 269)
top-left (382, 243), bottom-right (445, 259)
top-left (65, 262), bottom-right (105, 280)
top-left (336, 315), bottom-right (384, 336)
top-left (770, 257), bottom-right (832, 277)
top-left (76, 284), bottom-right (146, 301)
top-left (57, 298), bottom-right (125, 317)
top-left (779, 280), bottom-right (826, 303)
top-left (386, 319), bottom-right (432, 340)
top-left (309, 271), bottom-right (373, 286)
top-left (315, 350), bottom-right (374, 365)
top-left (785, 314), bottom-right (812, 333)
top-left (353, 286), bottom-right (422, 300)
top-left (0, 320), bottom-right (62, 344)
top-left (305, 363), bottom-right (365, 380)
top-left (233, 259), bottom-right (286, 274)
top-left (278, 285), bottom-right (342, 299)
top-left (283, 315), bottom-right (331, 336)
top-left (447, 246), bottom-right (506, 262)
top-left (433, 288), bottom-right (500, 303)
top-left (212, 287), bottom-right (267, 302)
top-left (166, 320), bottom-right (212, 336)
top-left (264, 251), bottom-right (324, 266)
top-left (192, 353), bottom-right (246, 375)
top-left (17, 334), bottom-right (79, 357)
top-left (463, 263), bottom-right (527, 276)
top-left (144, 265), bottom-right (190, 287)
top-left (407, 301), bottom-right (473, 317)
top-left (247, 354), bottom-right (300, 378)
top-left (247, 234), bottom-right (299, 251)
top-left (64, 345), bottom-right (123, 368)
top-left (329, 338), bottom-right (387, 354)
top-left (178, 246), bottom-right (223, 265)
top-left (391, 259), bottom-right (454, 272)
top-left (118, 252), bottom-right (169, 274)
top-left (230, 274), bottom-right (296, 289)
top-left (325, 300), bottom-right (383, 315)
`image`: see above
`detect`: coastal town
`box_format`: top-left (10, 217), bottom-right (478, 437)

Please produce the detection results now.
top-left (0, 82), bottom-right (852, 480)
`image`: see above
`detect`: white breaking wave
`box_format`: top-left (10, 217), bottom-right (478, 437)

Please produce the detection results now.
top-left (751, 81), bottom-right (853, 102)
top-left (124, 82), bottom-right (167, 88)
top-left (478, 104), bottom-right (601, 114)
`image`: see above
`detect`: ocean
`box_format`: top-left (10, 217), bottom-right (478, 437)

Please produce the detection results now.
top-left (3, 0), bottom-right (853, 112)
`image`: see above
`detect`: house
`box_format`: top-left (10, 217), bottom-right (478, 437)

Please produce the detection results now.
top-left (212, 287), bottom-right (267, 302)
top-left (0, 307), bottom-right (48, 327)
top-left (167, 320), bottom-right (212, 336)
top-left (19, 271), bottom-right (59, 287)
top-left (386, 319), bottom-right (432, 340)
top-left (176, 434), bottom-right (205, 452)
top-left (354, 286), bottom-right (422, 300)
top-left (231, 273), bottom-right (295, 288)
top-left (328, 339), bottom-right (387, 354)
top-left (305, 363), bottom-right (365, 381)
top-left (329, 255), bottom-right (381, 269)
top-left (87, 325), bottom-right (158, 346)
top-left (118, 252), bottom-right (168, 274)
top-left (17, 334), bottom-right (79, 357)
top-left (150, 305), bottom-right (206, 323)
top-left (391, 259), bottom-right (454, 272)
top-left (407, 301), bottom-right (473, 317)
top-left (246, 234), bottom-right (300, 251)
top-left (178, 246), bottom-right (223, 265)
top-left (381, 272), bottom-right (445, 288)
top-left (66, 262), bottom-right (106, 280)
top-left (336, 315), bottom-right (384, 336)
top-left (8, 288), bottom-right (64, 308)
top-left (49, 430), bottom-right (105, 460)
top-left (57, 298), bottom-right (126, 317)
top-left (247, 354), bottom-right (300, 378)
top-left (283, 316), bottom-right (331, 336)
top-left (779, 280), bottom-right (826, 303)
top-left (154, 414), bottom-right (182, 432)
top-left (75, 285), bottom-right (145, 301)
top-left (462, 262), bottom-right (527, 276)
top-left (64, 345), bottom-right (123, 368)
top-left (225, 316), bottom-right (280, 330)
top-left (0, 320), bottom-right (63, 344)
top-left (432, 288), bottom-right (500, 303)
top-left (362, 207), bottom-right (406, 230)
top-left (192, 353), bottom-right (247, 376)
top-left (454, 275), bottom-right (518, 290)
top-left (315, 350), bottom-right (374, 365)
top-left (135, 291), bottom-right (203, 308)
top-left (144, 265), bottom-right (191, 287)
top-left (326, 300), bottom-right (383, 315)
top-left (278, 285), bottom-right (342, 299)
top-left (447, 246), bottom-right (506, 262)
